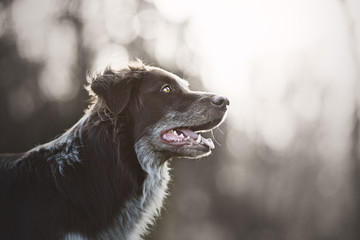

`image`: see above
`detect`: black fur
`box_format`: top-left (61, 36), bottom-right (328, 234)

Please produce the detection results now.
top-left (0, 61), bottom-right (229, 240)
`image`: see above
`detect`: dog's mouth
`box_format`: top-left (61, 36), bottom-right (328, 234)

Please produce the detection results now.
top-left (160, 117), bottom-right (224, 150)
top-left (161, 128), bottom-right (215, 149)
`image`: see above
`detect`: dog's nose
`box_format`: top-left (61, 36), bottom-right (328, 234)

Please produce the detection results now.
top-left (212, 95), bottom-right (230, 107)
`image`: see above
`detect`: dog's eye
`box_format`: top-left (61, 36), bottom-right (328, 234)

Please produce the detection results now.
top-left (161, 85), bottom-right (172, 93)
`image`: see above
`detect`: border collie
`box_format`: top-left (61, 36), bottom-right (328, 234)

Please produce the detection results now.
top-left (0, 61), bottom-right (229, 240)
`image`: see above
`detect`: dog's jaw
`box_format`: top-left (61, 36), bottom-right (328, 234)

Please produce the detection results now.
top-left (138, 109), bottom-right (227, 161)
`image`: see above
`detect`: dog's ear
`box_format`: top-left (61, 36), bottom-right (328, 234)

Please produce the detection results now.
top-left (90, 71), bottom-right (132, 115)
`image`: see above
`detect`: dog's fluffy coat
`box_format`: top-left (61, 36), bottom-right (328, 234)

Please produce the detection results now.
top-left (0, 61), bottom-right (228, 240)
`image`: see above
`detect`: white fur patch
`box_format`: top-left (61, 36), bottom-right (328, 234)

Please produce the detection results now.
top-left (97, 140), bottom-right (170, 240)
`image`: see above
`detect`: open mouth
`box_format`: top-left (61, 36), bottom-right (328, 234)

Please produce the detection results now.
top-left (161, 128), bottom-right (215, 149)
top-left (160, 117), bottom-right (224, 150)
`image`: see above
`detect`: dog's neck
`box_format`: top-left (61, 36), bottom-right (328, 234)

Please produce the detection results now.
top-left (98, 140), bottom-right (170, 240)
top-left (52, 112), bottom-right (171, 240)
top-left (134, 139), bottom-right (171, 212)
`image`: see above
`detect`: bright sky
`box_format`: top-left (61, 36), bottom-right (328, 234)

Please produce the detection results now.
top-left (154, 0), bottom-right (360, 157)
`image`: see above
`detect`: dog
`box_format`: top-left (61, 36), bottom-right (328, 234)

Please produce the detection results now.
top-left (0, 61), bottom-right (229, 240)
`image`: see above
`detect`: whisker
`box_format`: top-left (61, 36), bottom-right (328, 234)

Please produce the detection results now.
top-left (217, 126), bottom-right (224, 135)
top-left (211, 128), bottom-right (222, 146)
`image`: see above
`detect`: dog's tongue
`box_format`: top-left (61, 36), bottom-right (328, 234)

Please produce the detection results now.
top-left (179, 129), bottom-right (198, 139)
top-left (179, 129), bottom-right (215, 149)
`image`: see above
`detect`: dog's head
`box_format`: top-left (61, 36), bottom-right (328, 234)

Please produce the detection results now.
top-left (88, 61), bottom-right (229, 163)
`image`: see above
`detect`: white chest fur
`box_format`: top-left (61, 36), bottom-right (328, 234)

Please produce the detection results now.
top-left (64, 165), bottom-right (170, 240)
top-left (126, 163), bottom-right (170, 240)
top-left (64, 143), bottom-right (170, 240)
top-left (98, 143), bottom-right (170, 240)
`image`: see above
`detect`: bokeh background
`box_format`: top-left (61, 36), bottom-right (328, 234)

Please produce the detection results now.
top-left (1, 0), bottom-right (360, 239)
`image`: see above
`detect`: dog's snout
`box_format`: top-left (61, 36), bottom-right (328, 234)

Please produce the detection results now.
top-left (212, 95), bottom-right (230, 107)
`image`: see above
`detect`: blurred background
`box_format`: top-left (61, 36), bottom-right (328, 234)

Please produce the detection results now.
top-left (1, 0), bottom-right (360, 239)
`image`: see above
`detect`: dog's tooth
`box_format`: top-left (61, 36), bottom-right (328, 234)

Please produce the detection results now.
top-left (196, 134), bottom-right (202, 143)
top-left (202, 137), bottom-right (215, 149)
top-left (174, 130), bottom-right (178, 135)
top-left (179, 133), bottom-right (184, 138)
top-left (186, 136), bottom-right (190, 140)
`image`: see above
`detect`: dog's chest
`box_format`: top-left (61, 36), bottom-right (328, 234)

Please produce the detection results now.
top-left (126, 165), bottom-right (170, 239)
top-left (98, 163), bottom-right (170, 240)
top-left (64, 164), bottom-right (170, 240)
